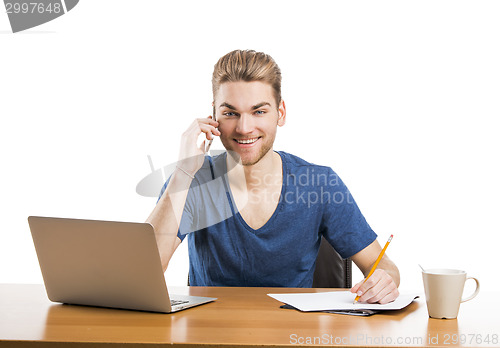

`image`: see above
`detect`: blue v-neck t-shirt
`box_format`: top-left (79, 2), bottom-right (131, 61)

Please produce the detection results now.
top-left (158, 151), bottom-right (377, 287)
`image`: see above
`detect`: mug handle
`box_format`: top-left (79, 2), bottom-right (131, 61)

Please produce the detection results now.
top-left (461, 277), bottom-right (480, 303)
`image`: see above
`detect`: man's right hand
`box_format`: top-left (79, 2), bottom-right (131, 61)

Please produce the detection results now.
top-left (177, 116), bottom-right (220, 177)
top-left (147, 116), bottom-right (220, 272)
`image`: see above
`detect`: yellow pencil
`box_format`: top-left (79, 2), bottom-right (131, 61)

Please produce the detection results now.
top-left (353, 234), bottom-right (393, 304)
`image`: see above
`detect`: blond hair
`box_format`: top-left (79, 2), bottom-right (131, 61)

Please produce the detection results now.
top-left (212, 50), bottom-right (282, 108)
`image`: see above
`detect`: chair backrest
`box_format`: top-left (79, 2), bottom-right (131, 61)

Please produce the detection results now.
top-left (312, 236), bottom-right (352, 288)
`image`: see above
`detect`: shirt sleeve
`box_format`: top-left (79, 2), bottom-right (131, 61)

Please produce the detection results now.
top-left (156, 156), bottom-right (234, 242)
top-left (319, 168), bottom-right (377, 259)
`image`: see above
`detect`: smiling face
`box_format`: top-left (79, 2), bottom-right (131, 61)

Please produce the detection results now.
top-left (214, 81), bottom-right (286, 166)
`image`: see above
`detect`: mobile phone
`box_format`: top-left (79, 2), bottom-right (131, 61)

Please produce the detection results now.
top-left (205, 106), bottom-right (217, 153)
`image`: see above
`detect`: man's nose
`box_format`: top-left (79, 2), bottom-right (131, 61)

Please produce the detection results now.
top-left (235, 114), bottom-right (254, 134)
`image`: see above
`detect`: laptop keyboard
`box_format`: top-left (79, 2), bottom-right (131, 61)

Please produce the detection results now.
top-left (171, 299), bottom-right (189, 306)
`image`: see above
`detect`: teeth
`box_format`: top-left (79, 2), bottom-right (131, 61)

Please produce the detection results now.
top-left (236, 138), bottom-right (258, 144)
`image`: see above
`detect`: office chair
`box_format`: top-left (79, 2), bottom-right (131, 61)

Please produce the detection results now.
top-left (312, 236), bottom-right (352, 288)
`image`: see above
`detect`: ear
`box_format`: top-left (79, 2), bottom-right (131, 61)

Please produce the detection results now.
top-left (277, 99), bottom-right (286, 127)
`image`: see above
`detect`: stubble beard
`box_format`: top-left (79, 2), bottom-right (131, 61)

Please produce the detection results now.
top-left (223, 133), bottom-right (276, 167)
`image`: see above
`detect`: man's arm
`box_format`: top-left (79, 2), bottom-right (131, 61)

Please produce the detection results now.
top-left (146, 170), bottom-right (191, 272)
top-left (350, 239), bottom-right (400, 304)
top-left (146, 117), bottom-right (220, 272)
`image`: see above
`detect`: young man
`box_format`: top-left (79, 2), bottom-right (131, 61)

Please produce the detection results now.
top-left (147, 50), bottom-right (400, 304)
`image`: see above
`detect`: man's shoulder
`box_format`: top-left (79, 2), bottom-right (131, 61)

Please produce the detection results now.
top-left (278, 151), bottom-right (334, 174)
top-left (194, 151), bottom-right (226, 181)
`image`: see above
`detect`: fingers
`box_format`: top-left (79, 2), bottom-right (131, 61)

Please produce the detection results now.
top-left (196, 117), bottom-right (220, 140)
top-left (181, 117), bottom-right (220, 152)
top-left (379, 287), bottom-right (399, 304)
top-left (350, 280), bottom-right (362, 294)
top-left (352, 269), bottom-right (399, 304)
top-left (198, 116), bottom-right (219, 130)
top-left (178, 116), bottom-right (219, 172)
top-left (199, 122), bottom-right (220, 140)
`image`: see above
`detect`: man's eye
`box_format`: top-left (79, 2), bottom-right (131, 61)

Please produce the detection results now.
top-left (223, 112), bottom-right (236, 116)
top-left (255, 110), bottom-right (265, 115)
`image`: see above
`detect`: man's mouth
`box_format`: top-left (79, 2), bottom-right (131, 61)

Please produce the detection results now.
top-left (234, 137), bottom-right (261, 145)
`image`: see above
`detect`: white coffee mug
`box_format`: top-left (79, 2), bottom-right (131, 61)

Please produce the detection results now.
top-left (422, 269), bottom-right (480, 319)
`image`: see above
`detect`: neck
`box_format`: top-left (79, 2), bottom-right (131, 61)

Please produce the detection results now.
top-left (226, 149), bottom-right (282, 190)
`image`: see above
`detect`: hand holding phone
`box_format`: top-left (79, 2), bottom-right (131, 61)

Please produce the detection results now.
top-left (205, 110), bottom-right (217, 153)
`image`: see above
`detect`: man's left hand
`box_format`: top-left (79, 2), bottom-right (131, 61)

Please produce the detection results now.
top-left (350, 269), bottom-right (399, 304)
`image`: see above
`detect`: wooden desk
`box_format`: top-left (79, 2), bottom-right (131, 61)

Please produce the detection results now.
top-left (0, 284), bottom-right (498, 347)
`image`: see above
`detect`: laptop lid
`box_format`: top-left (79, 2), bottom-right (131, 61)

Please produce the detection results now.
top-left (28, 216), bottom-right (215, 313)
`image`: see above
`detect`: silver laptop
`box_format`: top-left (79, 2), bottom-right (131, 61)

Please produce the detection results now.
top-left (28, 216), bottom-right (216, 313)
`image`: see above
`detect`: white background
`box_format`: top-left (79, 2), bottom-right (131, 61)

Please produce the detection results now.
top-left (1, 0), bottom-right (499, 293)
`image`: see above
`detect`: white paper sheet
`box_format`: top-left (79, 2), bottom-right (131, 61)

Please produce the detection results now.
top-left (267, 291), bottom-right (419, 311)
